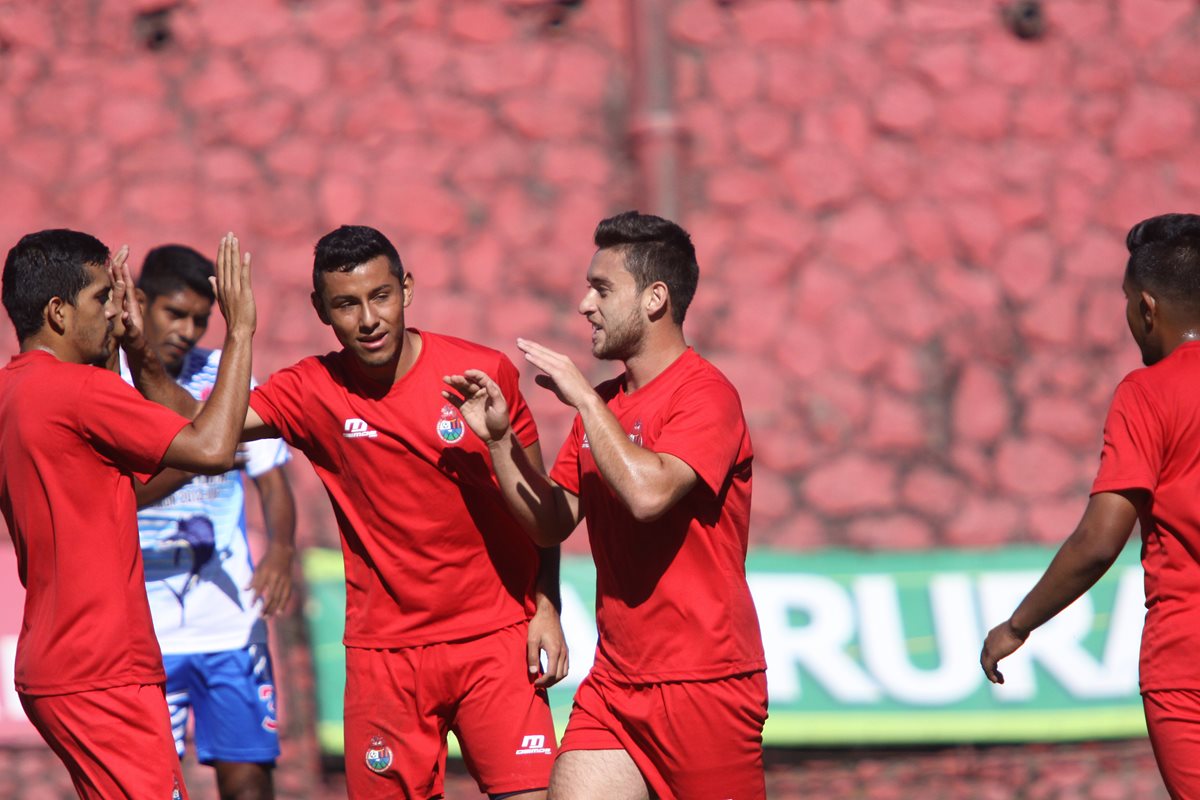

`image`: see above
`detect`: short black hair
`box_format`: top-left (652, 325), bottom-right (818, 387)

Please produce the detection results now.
top-left (1126, 213), bottom-right (1200, 253)
top-left (593, 211), bottom-right (699, 325)
top-left (2, 229), bottom-right (109, 342)
top-left (1126, 236), bottom-right (1200, 318)
top-left (312, 225), bottom-right (404, 293)
top-left (137, 244), bottom-right (215, 304)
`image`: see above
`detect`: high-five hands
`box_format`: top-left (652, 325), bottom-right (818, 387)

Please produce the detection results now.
top-left (106, 245), bottom-right (141, 345)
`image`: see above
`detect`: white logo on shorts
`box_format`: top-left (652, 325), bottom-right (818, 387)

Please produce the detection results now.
top-left (514, 733), bottom-right (552, 756)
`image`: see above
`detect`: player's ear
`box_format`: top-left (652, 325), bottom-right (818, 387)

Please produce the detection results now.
top-left (310, 291), bottom-right (331, 326)
top-left (402, 272), bottom-right (415, 308)
top-left (45, 296), bottom-right (69, 335)
top-left (645, 281), bottom-right (670, 321)
top-left (134, 288), bottom-right (148, 313)
top-left (1140, 290), bottom-right (1158, 328)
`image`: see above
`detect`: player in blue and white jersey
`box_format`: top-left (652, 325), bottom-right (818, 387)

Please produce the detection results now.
top-left (122, 245), bottom-right (296, 800)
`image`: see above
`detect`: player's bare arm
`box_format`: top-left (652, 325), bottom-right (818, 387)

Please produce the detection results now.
top-left (248, 464), bottom-right (297, 617)
top-left (517, 337), bottom-right (699, 522)
top-left (530, 541), bottom-right (568, 688)
top-left (981, 490), bottom-right (1142, 684)
top-left (442, 369), bottom-right (581, 544)
top-left (160, 233), bottom-right (256, 473)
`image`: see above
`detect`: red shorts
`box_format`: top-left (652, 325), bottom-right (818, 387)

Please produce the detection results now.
top-left (344, 621), bottom-right (556, 798)
top-left (559, 669), bottom-right (768, 800)
top-left (20, 683), bottom-right (188, 800)
top-left (1143, 689), bottom-right (1200, 798)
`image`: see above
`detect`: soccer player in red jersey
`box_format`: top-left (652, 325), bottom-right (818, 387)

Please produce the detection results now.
top-left (982, 214), bottom-right (1200, 798)
top-left (127, 225), bottom-right (566, 800)
top-left (0, 230), bottom-right (256, 799)
top-left (445, 211), bottom-right (768, 800)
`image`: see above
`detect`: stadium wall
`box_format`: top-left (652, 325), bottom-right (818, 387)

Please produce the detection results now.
top-left (0, 1), bottom-right (1195, 797)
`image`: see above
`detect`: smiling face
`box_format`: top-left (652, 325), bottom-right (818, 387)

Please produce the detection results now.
top-left (579, 247), bottom-right (648, 362)
top-left (312, 255), bottom-right (414, 373)
top-left (141, 287), bottom-right (212, 375)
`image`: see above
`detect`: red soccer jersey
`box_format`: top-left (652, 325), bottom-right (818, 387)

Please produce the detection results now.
top-left (0, 351), bottom-right (188, 695)
top-left (249, 330), bottom-right (541, 648)
top-left (550, 348), bottom-right (766, 683)
top-left (1092, 340), bottom-right (1200, 692)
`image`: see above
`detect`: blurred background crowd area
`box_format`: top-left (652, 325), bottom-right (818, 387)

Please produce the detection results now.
top-left (0, 0), bottom-right (1197, 796)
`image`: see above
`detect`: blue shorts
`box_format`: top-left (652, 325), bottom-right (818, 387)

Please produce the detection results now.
top-left (162, 644), bottom-right (279, 765)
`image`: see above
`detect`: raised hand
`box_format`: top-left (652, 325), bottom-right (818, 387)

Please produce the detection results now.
top-left (105, 245), bottom-right (140, 343)
top-left (442, 369), bottom-right (511, 445)
top-left (517, 338), bottom-right (597, 410)
top-left (213, 233), bottom-right (256, 337)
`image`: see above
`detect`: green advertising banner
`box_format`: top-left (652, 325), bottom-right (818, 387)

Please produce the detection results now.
top-left (303, 545), bottom-right (1146, 755)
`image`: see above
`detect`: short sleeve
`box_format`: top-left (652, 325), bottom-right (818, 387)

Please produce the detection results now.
top-left (652, 377), bottom-right (747, 496)
top-left (496, 355), bottom-right (539, 450)
top-left (78, 368), bottom-right (190, 480)
top-left (1091, 378), bottom-right (1162, 495)
top-left (549, 415), bottom-right (585, 494)
top-left (250, 361), bottom-right (312, 449)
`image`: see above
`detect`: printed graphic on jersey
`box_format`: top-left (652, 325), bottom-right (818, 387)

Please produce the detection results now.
top-left (629, 419), bottom-right (643, 446)
top-left (365, 735), bottom-right (394, 773)
top-left (436, 404), bottom-right (466, 444)
top-left (343, 418), bottom-right (379, 439)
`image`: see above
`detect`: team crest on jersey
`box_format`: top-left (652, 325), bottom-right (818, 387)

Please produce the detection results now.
top-left (365, 735), bottom-right (393, 773)
top-left (436, 404), bottom-right (466, 444)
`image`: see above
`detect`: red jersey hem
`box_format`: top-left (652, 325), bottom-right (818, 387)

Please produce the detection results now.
top-left (343, 612), bottom-right (528, 650)
top-left (593, 659), bottom-right (767, 685)
top-left (16, 668), bottom-right (166, 697)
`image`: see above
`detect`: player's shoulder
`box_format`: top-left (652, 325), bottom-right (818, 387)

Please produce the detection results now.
top-left (676, 349), bottom-right (742, 399)
top-left (420, 329), bottom-right (510, 366)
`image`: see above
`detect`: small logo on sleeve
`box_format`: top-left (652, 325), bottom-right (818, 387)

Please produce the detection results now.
top-left (343, 418), bottom-right (378, 439)
top-left (365, 735), bottom-right (394, 773)
top-left (514, 733), bottom-right (553, 755)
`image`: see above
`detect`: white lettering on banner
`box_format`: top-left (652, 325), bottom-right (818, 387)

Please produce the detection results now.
top-left (2, 635), bottom-right (19, 723)
top-left (741, 567), bottom-right (1144, 709)
top-left (979, 570), bottom-right (1142, 702)
top-left (748, 575), bottom-right (882, 704)
top-left (856, 574), bottom-right (982, 705)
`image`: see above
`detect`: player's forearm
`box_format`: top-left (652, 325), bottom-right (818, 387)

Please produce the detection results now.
top-left (135, 468), bottom-right (195, 508)
top-left (165, 330), bottom-right (252, 472)
top-left (487, 434), bottom-right (575, 545)
top-left (258, 469), bottom-right (297, 550)
top-left (126, 336), bottom-right (202, 418)
top-left (1008, 524), bottom-right (1126, 638)
top-left (575, 397), bottom-right (682, 522)
top-left (534, 545), bottom-right (562, 612)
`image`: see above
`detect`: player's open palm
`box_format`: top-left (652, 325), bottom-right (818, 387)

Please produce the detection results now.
top-left (442, 370), bottom-right (511, 445)
top-left (516, 337), bottom-right (595, 410)
top-left (213, 232), bottom-right (256, 337)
